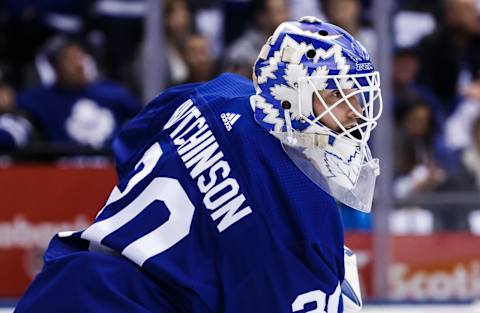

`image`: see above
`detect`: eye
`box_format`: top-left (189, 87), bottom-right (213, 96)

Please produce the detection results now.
top-left (332, 90), bottom-right (342, 98)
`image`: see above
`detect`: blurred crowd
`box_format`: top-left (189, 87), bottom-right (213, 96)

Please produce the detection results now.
top-left (0, 0), bottom-right (479, 229)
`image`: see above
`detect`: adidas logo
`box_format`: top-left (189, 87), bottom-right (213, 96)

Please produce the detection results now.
top-left (220, 112), bottom-right (241, 131)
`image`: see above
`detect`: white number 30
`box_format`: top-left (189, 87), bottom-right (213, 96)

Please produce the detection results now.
top-left (292, 284), bottom-right (341, 313)
top-left (81, 142), bottom-right (195, 266)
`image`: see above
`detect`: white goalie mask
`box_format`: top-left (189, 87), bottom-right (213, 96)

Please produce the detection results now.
top-left (253, 17), bottom-right (383, 212)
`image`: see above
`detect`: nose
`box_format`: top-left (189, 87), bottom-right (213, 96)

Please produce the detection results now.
top-left (347, 94), bottom-right (362, 118)
top-left (351, 94), bottom-right (362, 112)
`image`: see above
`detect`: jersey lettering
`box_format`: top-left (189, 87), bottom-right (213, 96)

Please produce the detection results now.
top-left (167, 99), bottom-right (252, 232)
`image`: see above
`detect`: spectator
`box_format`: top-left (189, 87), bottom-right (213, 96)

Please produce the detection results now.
top-left (417, 0), bottom-right (480, 114)
top-left (393, 99), bottom-right (446, 199)
top-left (393, 48), bottom-right (446, 125)
top-left (0, 81), bottom-right (33, 151)
top-left (444, 80), bottom-right (480, 151)
top-left (164, 0), bottom-right (193, 85)
top-left (181, 33), bottom-right (216, 83)
top-left (16, 36), bottom-right (141, 151)
top-left (390, 98), bottom-right (476, 230)
top-left (323, 0), bottom-right (377, 63)
top-left (222, 0), bottom-right (289, 78)
top-left (131, 0), bottom-right (193, 89)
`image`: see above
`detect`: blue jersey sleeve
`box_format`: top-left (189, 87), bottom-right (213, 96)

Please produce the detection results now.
top-left (15, 237), bottom-right (178, 313)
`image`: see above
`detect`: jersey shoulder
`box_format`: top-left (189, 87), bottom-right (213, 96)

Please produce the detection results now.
top-left (112, 73), bottom-right (254, 179)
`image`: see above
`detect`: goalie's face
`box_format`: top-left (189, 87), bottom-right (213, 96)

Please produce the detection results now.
top-left (297, 73), bottom-right (382, 148)
top-left (313, 89), bottom-right (362, 133)
top-left (278, 73), bottom-right (382, 213)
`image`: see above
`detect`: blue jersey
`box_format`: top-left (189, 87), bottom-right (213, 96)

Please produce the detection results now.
top-left (15, 74), bottom-right (345, 313)
top-left (17, 82), bottom-right (141, 148)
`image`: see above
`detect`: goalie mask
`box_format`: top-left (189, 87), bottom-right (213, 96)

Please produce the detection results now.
top-left (252, 17), bottom-right (383, 212)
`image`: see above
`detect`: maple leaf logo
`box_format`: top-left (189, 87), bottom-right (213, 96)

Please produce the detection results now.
top-left (323, 152), bottom-right (358, 188)
top-left (269, 63), bottom-right (308, 119)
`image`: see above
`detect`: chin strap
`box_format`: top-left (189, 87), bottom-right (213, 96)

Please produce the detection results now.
top-left (272, 131), bottom-right (330, 148)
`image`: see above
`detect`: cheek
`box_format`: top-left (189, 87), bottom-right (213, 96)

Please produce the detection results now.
top-left (312, 101), bottom-right (322, 116)
top-left (330, 103), bottom-right (347, 118)
top-left (318, 114), bottom-right (339, 131)
top-left (312, 95), bottom-right (328, 117)
top-left (327, 105), bottom-right (342, 122)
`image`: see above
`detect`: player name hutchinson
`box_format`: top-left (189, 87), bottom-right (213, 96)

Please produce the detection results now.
top-left (164, 99), bottom-right (252, 233)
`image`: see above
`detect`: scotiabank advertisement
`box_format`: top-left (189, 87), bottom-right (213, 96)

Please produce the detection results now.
top-left (1, 164), bottom-right (480, 300)
top-left (0, 165), bottom-right (117, 298)
top-left (346, 232), bottom-right (480, 300)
